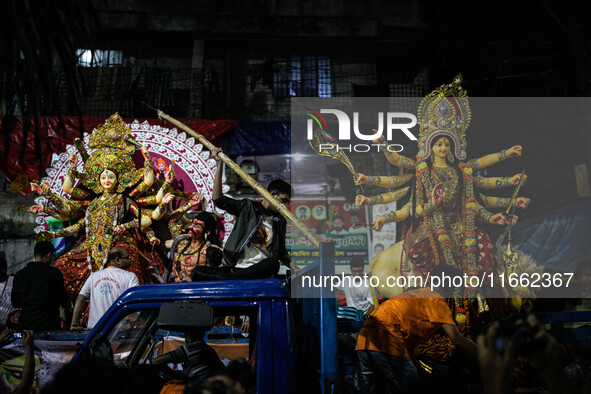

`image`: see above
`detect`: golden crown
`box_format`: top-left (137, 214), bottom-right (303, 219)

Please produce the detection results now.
top-left (81, 113), bottom-right (142, 193)
top-left (416, 74), bottom-right (471, 160)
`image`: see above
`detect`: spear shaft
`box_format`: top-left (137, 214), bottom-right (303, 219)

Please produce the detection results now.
top-left (157, 110), bottom-right (321, 248)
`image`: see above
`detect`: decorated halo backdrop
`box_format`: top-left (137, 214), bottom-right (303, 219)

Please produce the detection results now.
top-left (34, 119), bottom-right (234, 241)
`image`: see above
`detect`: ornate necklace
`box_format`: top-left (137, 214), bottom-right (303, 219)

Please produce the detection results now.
top-left (179, 239), bottom-right (206, 256)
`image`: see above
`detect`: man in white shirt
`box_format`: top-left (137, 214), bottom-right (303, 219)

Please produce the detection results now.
top-left (337, 257), bottom-right (374, 318)
top-left (70, 247), bottom-right (139, 329)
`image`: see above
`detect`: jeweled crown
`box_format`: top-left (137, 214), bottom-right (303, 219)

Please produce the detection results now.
top-left (416, 74), bottom-right (471, 160)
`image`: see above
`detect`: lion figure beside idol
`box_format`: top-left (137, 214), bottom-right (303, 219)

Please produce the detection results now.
top-left (28, 113), bottom-right (202, 300)
top-left (355, 75), bottom-right (534, 334)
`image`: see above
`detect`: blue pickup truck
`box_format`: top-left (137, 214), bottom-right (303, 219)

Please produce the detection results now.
top-left (67, 243), bottom-right (351, 394)
top-left (71, 279), bottom-right (299, 392)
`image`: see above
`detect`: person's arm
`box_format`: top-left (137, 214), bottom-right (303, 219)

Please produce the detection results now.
top-left (153, 352), bottom-right (174, 365)
top-left (477, 323), bottom-right (514, 394)
top-left (441, 323), bottom-right (477, 360)
top-left (70, 294), bottom-right (88, 329)
top-left (525, 315), bottom-right (576, 394)
top-left (153, 345), bottom-right (184, 365)
top-left (12, 330), bottom-right (35, 394)
top-left (280, 252), bottom-right (298, 271)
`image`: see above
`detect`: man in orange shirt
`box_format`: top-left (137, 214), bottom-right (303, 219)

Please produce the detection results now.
top-left (355, 284), bottom-right (477, 392)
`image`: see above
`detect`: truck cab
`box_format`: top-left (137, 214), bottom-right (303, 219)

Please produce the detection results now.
top-left (72, 279), bottom-right (296, 393)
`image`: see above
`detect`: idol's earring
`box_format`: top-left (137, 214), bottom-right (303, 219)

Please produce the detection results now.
top-left (447, 152), bottom-right (454, 163)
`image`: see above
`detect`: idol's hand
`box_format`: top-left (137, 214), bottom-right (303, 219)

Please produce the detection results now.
top-left (507, 145), bottom-right (522, 157)
top-left (165, 166), bottom-right (176, 182)
top-left (371, 217), bottom-right (385, 231)
top-left (354, 173), bottom-right (367, 185)
top-left (69, 152), bottom-right (78, 167)
top-left (162, 193), bottom-right (175, 205)
top-left (149, 237), bottom-right (161, 246)
top-left (516, 197), bottom-right (530, 209)
top-left (114, 224), bottom-right (126, 236)
top-left (431, 183), bottom-right (444, 207)
top-left (30, 182), bottom-right (43, 194)
top-left (355, 195), bottom-right (370, 206)
top-left (141, 146), bottom-right (151, 161)
top-left (489, 212), bottom-right (517, 226)
top-left (372, 133), bottom-right (385, 144)
top-left (510, 173), bottom-right (527, 185)
top-left (507, 215), bottom-right (518, 225)
top-left (28, 205), bottom-right (43, 214)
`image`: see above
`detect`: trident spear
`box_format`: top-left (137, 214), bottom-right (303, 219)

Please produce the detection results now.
top-left (153, 108), bottom-right (321, 249)
top-left (501, 168), bottom-right (526, 269)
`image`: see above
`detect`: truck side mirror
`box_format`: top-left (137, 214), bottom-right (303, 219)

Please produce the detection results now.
top-left (157, 302), bottom-right (213, 331)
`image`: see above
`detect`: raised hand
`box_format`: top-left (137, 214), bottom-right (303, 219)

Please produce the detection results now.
top-left (431, 183), bottom-right (444, 207)
top-left (371, 217), bottom-right (385, 231)
top-left (149, 236), bottom-right (161, 246)
top-left (516, 197), bottom-right (530, 209)
top-left (510, 173), bottom-right (527, 185)
top-left (28, 205), bottom-right (44, 214)
top-left (507, 145), bottom-right (522, 157)
top-left (162, 193), bottom-right (175, 205)
top-left (113, 224), bottom-right (126, 236)
top-left (355, 195), bottom-right (370, 206)
top-left (354, 173), bottom-right (368, 185)
top-left (30, 182), bottom-right (43, 194)
top-left (69, 152), bottom-right (78, 167)
top-left (373, 133), bottom-right (385, 144)
top-left (492, 213), bottom-right (518, 225)
top-left (141, 146), bottom-right (151, 161)
top-left (165, 166), bottom-right (176, 183)
top-left (22, 329), bottom-right (34, 349)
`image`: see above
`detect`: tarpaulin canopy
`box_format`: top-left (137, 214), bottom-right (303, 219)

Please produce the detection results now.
top-left (228, 121), bottom-right (290, 157)
top-left (498, 199), bottom-right (591, 273)
top-left (0, 116), bottom-right (236, 184)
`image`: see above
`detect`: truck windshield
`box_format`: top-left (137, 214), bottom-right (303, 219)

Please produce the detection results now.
top-left (102, 306), bottom-right (257, 370)
top-left (106, 309), bottom-right (158, 363)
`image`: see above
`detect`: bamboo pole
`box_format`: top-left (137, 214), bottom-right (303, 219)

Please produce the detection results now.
top-left (157, 110), bottom-right (321, 248)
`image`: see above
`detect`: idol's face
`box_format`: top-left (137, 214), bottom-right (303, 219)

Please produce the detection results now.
top-left (100, 170), bottom-right (117, 192)
top-left (432, 136), bottom-right (451, 160)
